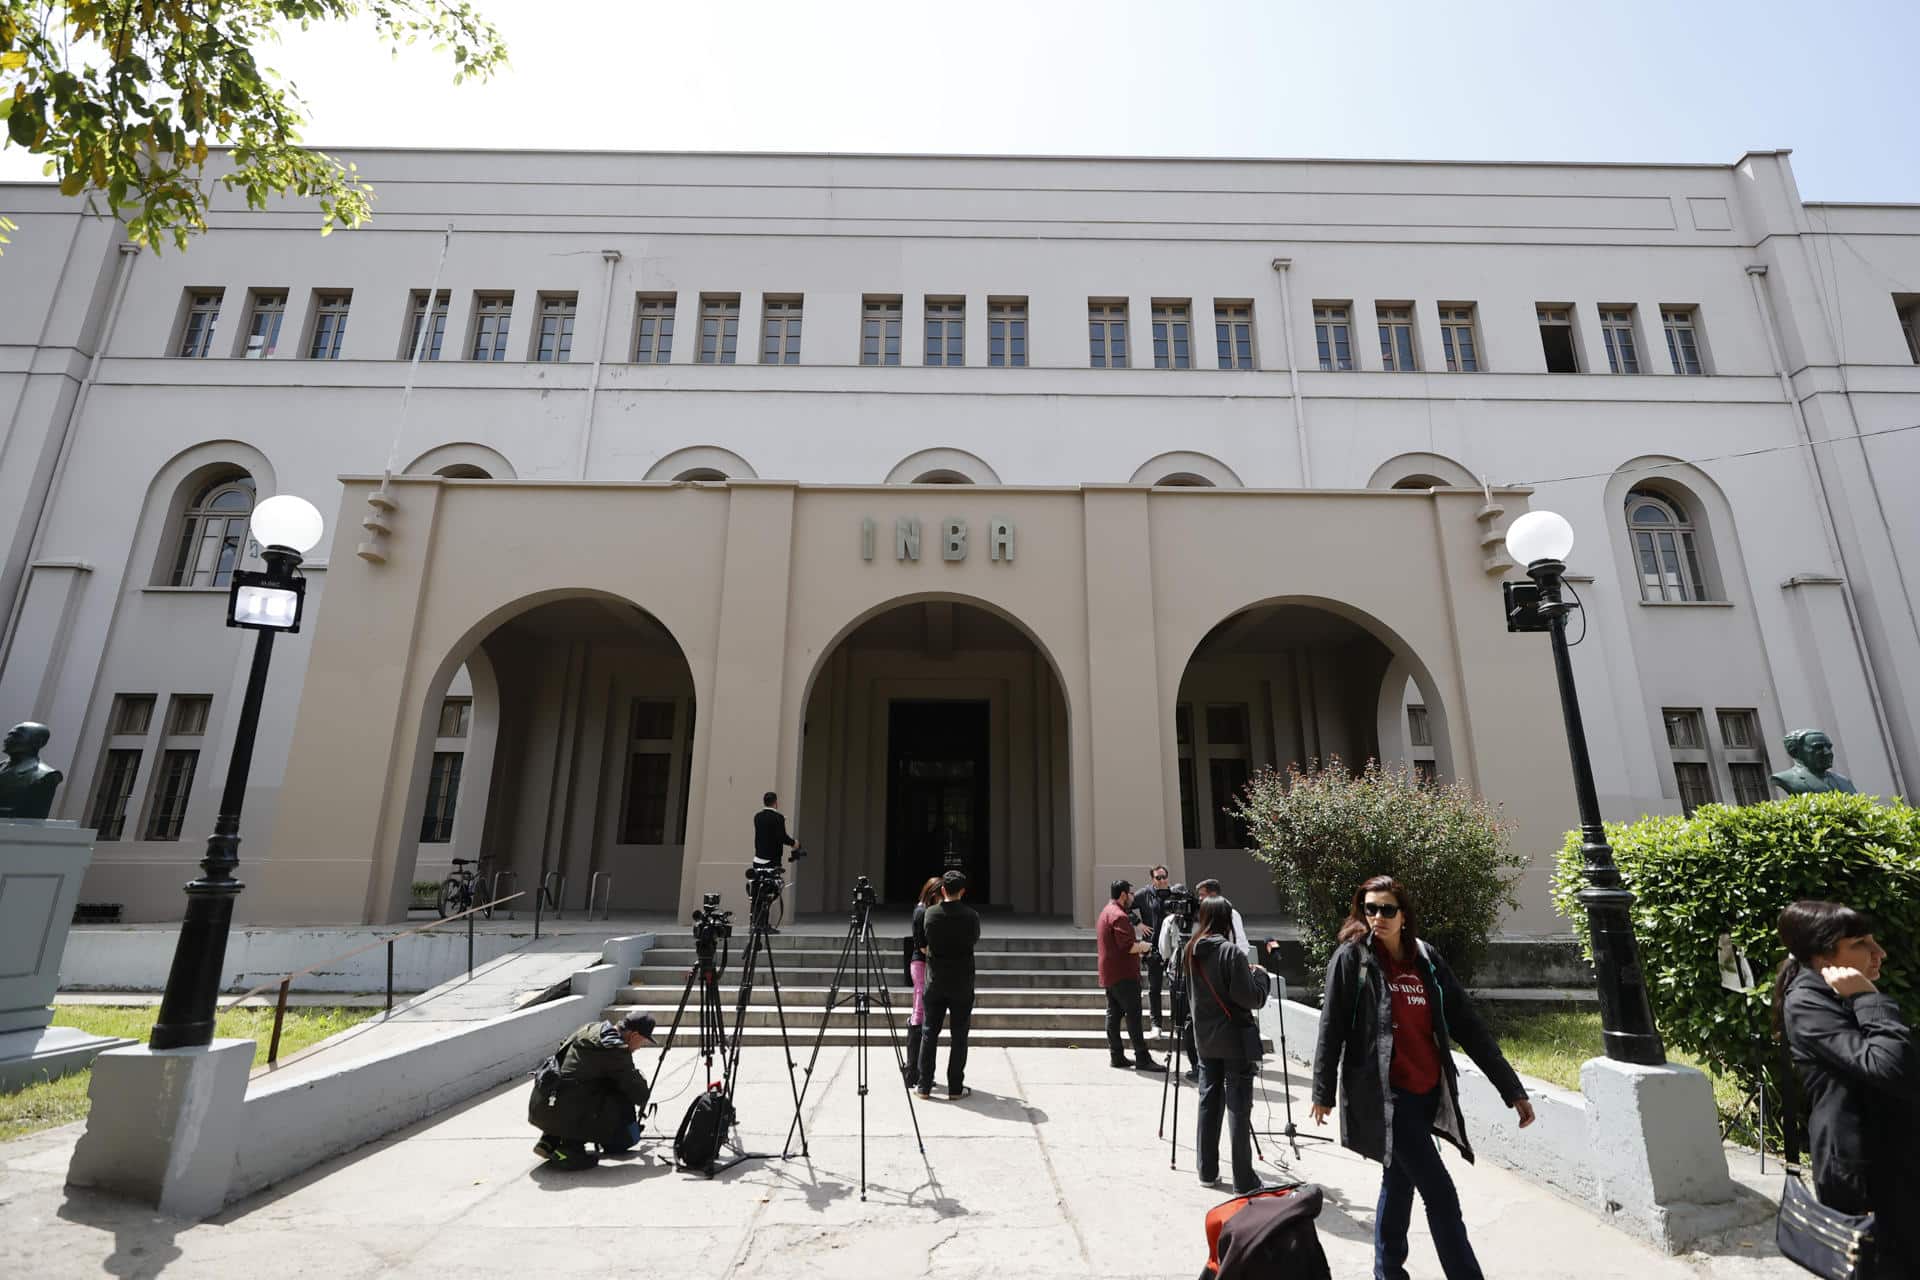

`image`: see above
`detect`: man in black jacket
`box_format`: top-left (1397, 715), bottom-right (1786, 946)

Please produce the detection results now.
top-left (529, 1012), bottom-right (656, 1171)
top-left (751, 792), bottom-right (796, 931)
top-left (916, 870), bottom-right (981, 1100)
top-left (1133, 865), bottom-right (1171, 1033)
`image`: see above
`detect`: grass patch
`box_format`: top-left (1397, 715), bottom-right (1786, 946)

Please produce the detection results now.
top-left (1482, 1007), bottom-right (1765, 1150)
top-left (0, 1005), bottom-right (376, 1143)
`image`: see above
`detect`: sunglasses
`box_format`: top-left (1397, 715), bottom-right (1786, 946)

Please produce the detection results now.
top-left (1361, 902), bottom-right (1401, 919)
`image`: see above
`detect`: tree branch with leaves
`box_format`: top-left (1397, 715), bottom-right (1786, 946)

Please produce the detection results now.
top-left (0, 0), bottom-right (504, 252)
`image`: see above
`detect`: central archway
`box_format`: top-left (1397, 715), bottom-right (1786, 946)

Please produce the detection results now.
top-left (795, 595), bottom-right (1072, 915)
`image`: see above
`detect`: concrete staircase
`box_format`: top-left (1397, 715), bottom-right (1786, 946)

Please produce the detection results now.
top-left (604, 928), bottom-right (1145, 1051)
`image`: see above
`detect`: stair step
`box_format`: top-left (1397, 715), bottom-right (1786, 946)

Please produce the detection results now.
top-left (630, 967), bottom-right (1109, 989)
top-left (617, 985), bottom-right (1116, 1010)
top-left (649, 933), bottom-right (1098, 955)
top-left (640, 948), bottom-right (1098, 970)
top-left (620, 1023), bottom-right (1263, 1054)
top-left (609, 1003), bottom-right (1144, 1031)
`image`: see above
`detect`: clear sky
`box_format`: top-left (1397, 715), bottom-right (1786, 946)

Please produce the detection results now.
top-left (4, 0), bottom-right (1918, 201)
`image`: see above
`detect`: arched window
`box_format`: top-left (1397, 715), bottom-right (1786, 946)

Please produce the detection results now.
top-left (673, 468), bottom-right (728, 482)
top-left (911, 470), bottom-right (972, 485)
top-left (1391, 475), bottom-right (1446, 490)
top-left (168, 473), bottom-right (256, 587)
top-left (435, 464), bottom-right (491, 479)
top-left (1626, 490), bottom-right (1709, 602)
top-left (1156, 473), bottom-right (1214, 487)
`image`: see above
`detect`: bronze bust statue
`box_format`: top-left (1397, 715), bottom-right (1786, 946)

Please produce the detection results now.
top-left (1770, 729), bottom-right (1857, 796)
top-left (0, 721), bottom-right (64, 819)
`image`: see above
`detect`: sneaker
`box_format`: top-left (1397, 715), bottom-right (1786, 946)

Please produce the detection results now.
top-left (1198, 1173), bottom-right (1221, 1189)
top-left (947, 1085), bottom-right (971, 1100)
top-left (1134, 1056), bottom-right (1168, 1073)
top-left (916, 1087), bottom-right (933, 1100)
top-left (1184, 1068), bottom-right (1199, 1083)
top-left (546, 1143), bottom-right (599, 1171)
top-left (1110, 1057), bottom-right (1135, 1070)
top-left (532, 1137), bottom-right (557, 1161)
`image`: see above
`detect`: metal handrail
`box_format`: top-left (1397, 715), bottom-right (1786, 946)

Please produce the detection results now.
top-left (589, 872), bottom-right (614, 921)
top-left (542, 871), bottom-right (566, 918)
top-left (240, 889), bottom-right (528, 1066)
top-left (490, 870), bottom-right (519, 919)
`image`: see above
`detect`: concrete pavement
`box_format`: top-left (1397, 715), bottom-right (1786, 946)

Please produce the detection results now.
top-left (0, 1045), bottom-right (1797, 1278)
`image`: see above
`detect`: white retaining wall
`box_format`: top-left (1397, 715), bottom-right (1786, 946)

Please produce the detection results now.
top-left (60, 926), bottom-right (538, 994)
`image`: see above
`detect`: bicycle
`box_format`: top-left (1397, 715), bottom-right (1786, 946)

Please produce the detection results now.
top-left (437, 858), bottom-right (493, 919)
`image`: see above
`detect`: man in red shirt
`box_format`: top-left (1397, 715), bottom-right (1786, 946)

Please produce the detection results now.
top-left (1097, 879), bottom-right (1166, 1072)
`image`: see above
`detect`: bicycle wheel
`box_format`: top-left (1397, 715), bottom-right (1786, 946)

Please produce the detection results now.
top-left (768, 892), bottom-right (785, 929)
top-left (438, 876), bottom-right (463, 918)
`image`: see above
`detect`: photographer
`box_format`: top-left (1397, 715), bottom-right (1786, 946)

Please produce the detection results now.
top-left (917, 870), bottom-right (981, 1100)
top-left (1187, 895), bottom-right (1271, 1194)
top-left (1098, 879), bottom-right (1166, 1072)
top-left (1134, 865), bottom-right (1172, 1033)
top-left (528, 1012), bottom-right (657, 1171)
top-left (750, 791), bottom-right (798, 931)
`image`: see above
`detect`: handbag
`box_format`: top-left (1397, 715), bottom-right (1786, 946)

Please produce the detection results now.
top-left (1195, 944), bottom-right (1265, 1061)
top-left (1775, 1041), bottom-right (1876, 1279)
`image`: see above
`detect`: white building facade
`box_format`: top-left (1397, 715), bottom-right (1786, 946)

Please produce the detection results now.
top-left (1, 148), bottom-right (1915, 931)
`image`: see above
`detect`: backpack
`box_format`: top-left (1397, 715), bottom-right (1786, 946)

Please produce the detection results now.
top-left (1199, 1183), bottom-right (1331, 1280)
top-left (528, 1048), bottom-right (565, 1113)
top-left (674, 1085), bottom-right (734, 1173)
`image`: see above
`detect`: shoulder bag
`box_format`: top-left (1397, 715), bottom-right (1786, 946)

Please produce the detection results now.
top-left (1195, 944), bottom-right (1265, 1061)
top-left (1775, 1039), bottom-right (1876, 1279)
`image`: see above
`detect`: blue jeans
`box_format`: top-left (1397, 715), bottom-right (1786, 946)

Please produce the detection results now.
top-left (1195, 1057), bottom-right (1256, 1191)
top-left (1375, 1087), bottom-right (1482, 1280)
top-left (598, 1117), bottom-right (642, 1154)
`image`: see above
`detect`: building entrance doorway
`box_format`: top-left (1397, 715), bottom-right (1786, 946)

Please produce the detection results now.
top-left (886, 700), bottom-right (989, 904)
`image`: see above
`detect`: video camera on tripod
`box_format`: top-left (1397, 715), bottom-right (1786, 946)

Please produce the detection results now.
top-left (1163, 885), bottom-right (1198, 932)
top-left (690, 892), bottom-right (732, 965)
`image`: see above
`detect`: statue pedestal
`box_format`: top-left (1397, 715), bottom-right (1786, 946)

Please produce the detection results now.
top-left (0, 820), bottom-right (133, 1089)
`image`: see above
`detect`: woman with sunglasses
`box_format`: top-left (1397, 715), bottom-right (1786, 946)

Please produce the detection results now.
top-left (1308, 875), bottom-right (1535, 1280)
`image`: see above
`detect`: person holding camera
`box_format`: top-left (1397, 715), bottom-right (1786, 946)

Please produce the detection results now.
top-left (1309, 875), bottom-right (1533, 1280)
top-left (528, 1011), bottom-right (657, 1171)
top-left (1099, 879), bottom-right (1167, 1072)
top-left (917, 870), bottom-right (981, 1100)
top-left (1187, 895), bottom-right (1272, 1192)
top-left (750, 791), bottom-right (800, 931)
top-left (1774, 899), bottom-right (1919, 1277)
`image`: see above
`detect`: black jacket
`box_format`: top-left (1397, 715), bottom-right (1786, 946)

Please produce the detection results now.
top-left (922, 898), bottom-right (981, 992)
top-left (1188, 934), bottom-right (1272, 1060)
top-left (526, 1021), bottom-right (652, 1143)
top-left (1781, 964), bottom-right (1920, 1270)
top-left (753, 807), bottom-right (795, 865)
top-left (1310, 936), bottom-right (1525, 1167)
top-left (1133, 886), bottom-right (1167, 938)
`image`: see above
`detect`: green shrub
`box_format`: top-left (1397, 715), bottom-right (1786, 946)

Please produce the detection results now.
top-left (1233, 759), bottom-right (1526, 982)
top-left (1551, 792), bottom-right (1920, 1119)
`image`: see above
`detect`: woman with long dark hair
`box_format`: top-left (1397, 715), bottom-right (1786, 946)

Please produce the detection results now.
top-left (904, 876), bottom-right (943, 1090)
top-left (1775, 900), bottom-right (1918, 1277)
top-left (1186, 894), bottom-right (1272, 1193)
top-left (1308, 876), bottom-right (1534, 1280)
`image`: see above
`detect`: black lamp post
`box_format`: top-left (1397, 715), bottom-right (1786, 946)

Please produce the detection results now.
top-left (150, 495), bottom-right (323, 1050)
top-left (1503, 509), bottom-right (1666, 1067)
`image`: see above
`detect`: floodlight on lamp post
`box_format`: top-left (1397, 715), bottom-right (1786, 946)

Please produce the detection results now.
top-left (150, 495), bottom-right (324, 1051)
top-left (1502, 510), bottom-right (1666, 1066)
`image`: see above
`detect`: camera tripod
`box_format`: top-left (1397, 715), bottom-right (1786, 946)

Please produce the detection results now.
top-left (651, 903), bottom-right (732, 1100)
top-left (1248, 973), bottom-right (1334, 1164)
top-left (786, 877), bottom-right (926, 1199)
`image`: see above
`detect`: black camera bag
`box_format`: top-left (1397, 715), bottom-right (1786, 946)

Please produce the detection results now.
top-left (674, 1086), bottom-right (733, 1172)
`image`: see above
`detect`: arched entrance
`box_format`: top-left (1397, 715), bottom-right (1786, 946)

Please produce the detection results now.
top-left (1172, 599), bottom-right (1453, 913)
top-left (393, 592), bottom-right (697, 918)
top-left (795, 597), bottom-right (1072, 915)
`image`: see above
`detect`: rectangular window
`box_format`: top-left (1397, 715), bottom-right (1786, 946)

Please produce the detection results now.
top-left (1210, 758), bottom-right (1252, 848)
top-left (1729, 763), bottom-right (1771, 807)
top-left (1314, 304), bottom-right (1353, 371)
top-left (419, 752), bottom-right (464, 843)
top-left (1414, 760), bottom-right (1438, 786)
top-left (1377, 305), bottom-right (1417, 372)
top-left (988, 298), bottom-right (1028, 367)
top-left (308, 292), bottom-right (351, 360)
top-left (178, 291), bottom-right (223, 358)
top-left (113, 694), bottom-right (156, 736)
top-left (244, 292), bottom-right (286, 358)
top-left (168, 695), bottom-right (211, 736)
top-left (698, 295), bottom-right (740, 364)
top-left (633, 295), bottom-right (676, 363)
top-left (90, 749), bottom-right (143, 841)
top-left (1407, 704), bottom-right (1433, 749)
top-left (1718, 708), bottom-right (1771, 805)
top-left (924, 298), bottom-right (964, 366)
top-left (1663, 707), bottom-right (1707, 750)
top-left (620, 753), bottom-right (672, 845)
top-left (760, 296), bottom-right (802, 365)
top-left (1152, 301), bottom-right (1192, 369)
top-left (1663, 707), bottom-right (1715, 815)
top-left (861, 297), bottom-right (902, 367)
top-left (535, 294), bottom-right (577, 363)
top-left (470, 293), bottom-right (514, 361)
top-left (1674, 763), bottom-right (1716, 816)
top-left (405, 290), bottom-right (449, 361)
top-left (144, 749), bottom-right (199, 840)
top-left (630, 698), bottom-right (677, 740)
top-left (1205, 704), bottom-right (1249, 746)
top-left (1088, 300), bottom-right (1129, 368)
top-left (1600, 307), bottom-right (1641, 374)
top-left (1214, 302), bottom-right (1253, 370)
top-left (1662, 307), bottom-right (1704, 375)
top-left (438, 697), bottom-right (472, 739)
top-left (1539, 307), bottom-right (1579, 373)
top-left (1175, 703), bottom-right (1198, 849)
top-left (1717, 708), bottom-right (1758, 750)
top-left (1897, 296), bottom-right (1920, 364)
top-left (1438, 306), bottom-right (1479, 373)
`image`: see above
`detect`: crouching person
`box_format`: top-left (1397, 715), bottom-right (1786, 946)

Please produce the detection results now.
top-left (528, 1011), bottom-right (656, 1170)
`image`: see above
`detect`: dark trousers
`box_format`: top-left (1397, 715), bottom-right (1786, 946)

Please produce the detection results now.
top-left (1145, 951), bottom-right (1167, 1027)
top-left (1104, 978), bottom-right (1150, 1062)
top-left (1376, 1087), bottom-right (1483, 1280)
top-left (1196, 1057), bottom-right (1256, 1191)
top-left (1170, 986), bottom-right (1197, 1065)
top-left (918, 984), bottom-right (974, 1091)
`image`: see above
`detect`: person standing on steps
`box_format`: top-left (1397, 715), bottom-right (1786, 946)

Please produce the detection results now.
top-left (751, 791), bottom-right (796, 933)
top-left (1309, 875), bottom-right (1534, 1280)
top-left (1098, 879), bottom-right (1166, 1073)
top-left (903, 875), bottom-right (943, 1092)
top-left (1134, 865), bottom-right (1172, 1034)
top-left (917, 870), bottom-right (981, 1101)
